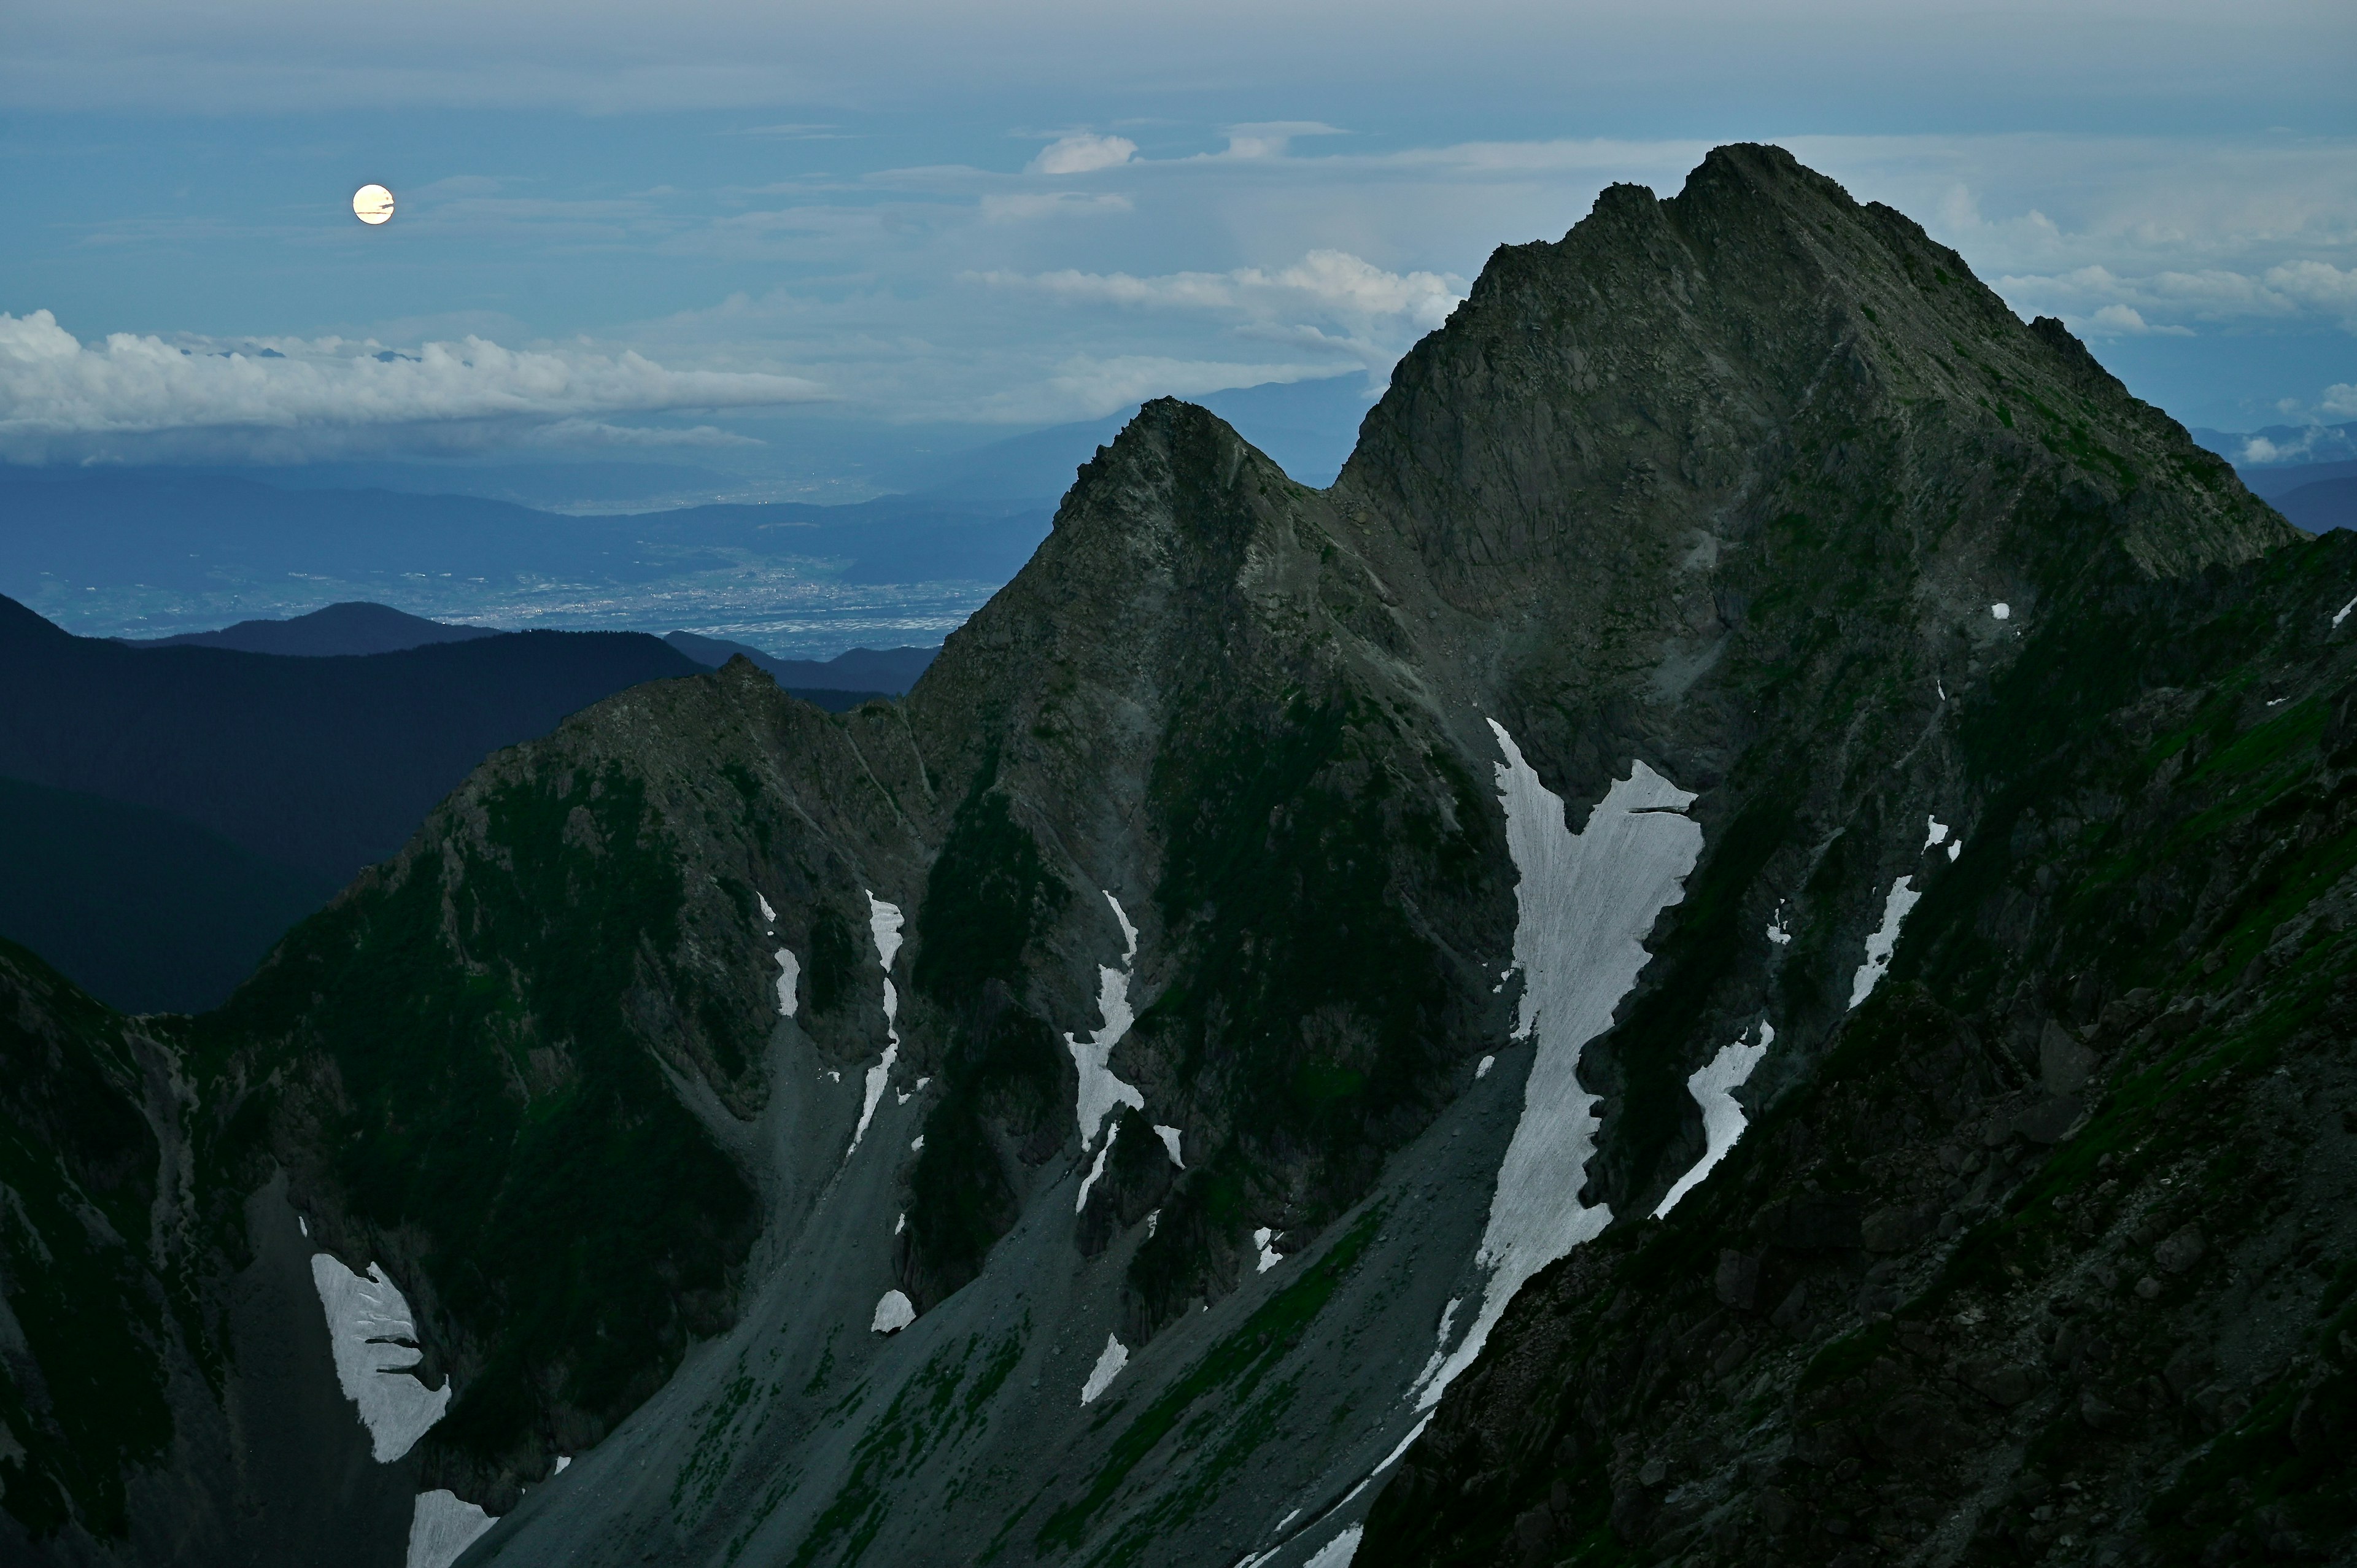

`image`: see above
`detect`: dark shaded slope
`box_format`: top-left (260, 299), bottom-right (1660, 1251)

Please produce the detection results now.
top-left (186, 663), bottom-right (937, 1508)
top-left (1360, 527), bottom-right (2357, 1568)
top-left (0, 776), bottom-right (336, 1013)
top-left (130, 601), bottom-right (497, 655)
top-left (0, 596), bottom-right (700, 880)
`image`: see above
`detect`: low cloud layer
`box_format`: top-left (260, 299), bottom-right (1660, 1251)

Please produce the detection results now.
top-left (0, 310), bottom-right (822, 462)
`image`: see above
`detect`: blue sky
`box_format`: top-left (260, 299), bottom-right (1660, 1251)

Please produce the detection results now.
top-left (4, 0), bottom-right (2353, 481)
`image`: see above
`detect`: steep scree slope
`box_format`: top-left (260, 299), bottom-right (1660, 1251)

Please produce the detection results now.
top-left (1, 145), bottom-right (2325, 1568)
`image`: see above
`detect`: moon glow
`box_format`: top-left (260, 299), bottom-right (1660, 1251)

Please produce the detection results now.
top-left (352, 184), bottom-right (395, 225)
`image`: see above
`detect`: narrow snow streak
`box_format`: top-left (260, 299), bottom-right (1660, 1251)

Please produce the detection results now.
top-left (1652, 1022), bottom-right (1775, 1218)
top-left (309, 1254), bottom-right (450, 1462)
top-left (757, 893), bottom-right (776, 924)
top-left (1104, 890), bottom-right (1139, 960)
top-left (406, 1489), bottom-right (495, 1568)
top-left (1848, 876), bottom-right (1922, 1010)
top-left (845, 893), bottom-right (904, 1159)
top-left (1409, 725), bottom-right (1701, 1412)
top-left (1152, 1123), bottom-right (1185, 1167)
top-left (1067, 890), bottom-right (1145, 1148)
top-left (2337, 596), bottom-right (2357, 630)
top-left (773, 948), bottom-right (800, 1017)
top-left (1080, 1334), bottom-right (1129, 1404)
top-left (871, 1289), bottom-right (915, 1334)
top-left (1075, 1121), bottom-right (1118, 1213)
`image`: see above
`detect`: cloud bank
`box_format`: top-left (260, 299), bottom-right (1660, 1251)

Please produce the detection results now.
top-left (0, 310), bottom-right (822, 462)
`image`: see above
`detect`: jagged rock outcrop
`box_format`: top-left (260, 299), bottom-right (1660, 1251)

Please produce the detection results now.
top-left (4, 144), bottom-right (2337, 1568)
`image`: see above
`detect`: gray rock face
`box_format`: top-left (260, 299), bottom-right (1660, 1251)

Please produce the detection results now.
top-left (6, 143), bottom-right (2331, 1568)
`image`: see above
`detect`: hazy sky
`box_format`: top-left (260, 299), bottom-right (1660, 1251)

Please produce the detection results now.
top-left (4, 0), bottom-right (2352, 473)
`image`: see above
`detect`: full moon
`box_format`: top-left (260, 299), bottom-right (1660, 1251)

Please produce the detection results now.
top-left (352, 184), bottom-right (395, 225)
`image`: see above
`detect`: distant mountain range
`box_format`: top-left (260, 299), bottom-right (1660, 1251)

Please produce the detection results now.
top-left (2193, 418), bottom-right (2357, 468)
top-left (2185, 425), bottom-right (2357, 535)
top-left (0, 595), bottom-right (701, 1010)
top-left (0, 469), bottom-right (1051, 645)
top-left (662, 632), bottom-right (934, 695)
top-left (127, 601), bottom-right (500, 655)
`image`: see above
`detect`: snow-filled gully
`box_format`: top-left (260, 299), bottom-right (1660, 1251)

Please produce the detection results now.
top-left (1272, 724), bottom-right (1705, 1568)
top-left (845, 892), bottom-right (904, 1159)
top-left (1406, 722), bottom-right (1705, 1412)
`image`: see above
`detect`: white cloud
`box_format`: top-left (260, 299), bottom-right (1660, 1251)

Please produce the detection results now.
top-left (2325, 384), bottom-right (2357, 418)
top-left (0, 309), bottom-right (822, 460)
top-left (1029, 134), bottom-right (1137, 176)
top-left (2087, 303), bottom-right (2193, 337)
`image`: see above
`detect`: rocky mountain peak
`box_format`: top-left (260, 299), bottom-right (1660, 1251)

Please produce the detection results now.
top-left (9, 146), bottom-right (2348, 1568)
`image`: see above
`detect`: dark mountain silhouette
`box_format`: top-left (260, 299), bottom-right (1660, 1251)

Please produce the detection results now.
top-left (127, 601), bottom-right (497, 656)
top-left (0, 776), bottom-right (336, 1014)
top-left (0, 593), bottom-right (700, 882)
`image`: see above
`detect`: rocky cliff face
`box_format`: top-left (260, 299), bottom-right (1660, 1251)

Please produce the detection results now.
top-left (3, 145), bottom-right (2337, 1568)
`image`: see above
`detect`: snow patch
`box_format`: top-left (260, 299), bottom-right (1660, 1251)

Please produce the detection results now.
top-left (1079, 1334), bottom-right (1129, 1404)
top-left (406, 1489), bottom-right (494, 1568)
top-left (757, 892), bottom-right (776, 924)
top-left (1991, 603), bottom-right (2010, 620)
top-left (894, 1213), bottom-right (906, 1235)
top-left (1409, 725), bottom-right (1702, 1413)
top-left (297, 1215), bottom-right (307, 1237)
top-left (1075, 1121), bottom-right (1118, 1214)
top-left (553, 1456), bottom-right (570, 1474)
top-left (1946, 840), bottom-right (1962, 862)
top-left (2337, 596), bottom-right (2357, 630)
top-left (910, 1135), bottom-right (924, 1153)
top-left (309, 1254), bottom-right (451, 1462)
top-left (1848, 876), bottom-right (1922, 1010)
top-left (1474, 1055), bottom-right (1495, 1079)
top-left (773, 948), bottom-right (799, 1016)
top-left (1304, 1524), bottom-right (1364, 1568)
top-left (1067, 892), bottom-right (1146, 1148)
top-left (871, 1289), bottom-right (916, 1334)
top-left (1652, 1022), bottom-right (1774, 1218)
top-left (1153, 1123), bottom-right (1184, 1167)
top-left (1144, 1208), bottom-right (1159, 1237)
top-left (1253, 1227), bottom-right (1285, 1273)
top-left (1924, 816), bottom-right (1950, 850)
